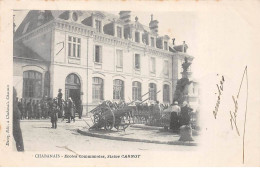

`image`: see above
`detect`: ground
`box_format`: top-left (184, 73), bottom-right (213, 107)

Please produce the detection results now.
top-left (20, 117), bottom-right (197, 152)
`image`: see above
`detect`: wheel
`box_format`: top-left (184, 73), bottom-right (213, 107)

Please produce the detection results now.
top-left (93, 114), bottom-right (100, 124)
top-left (104, 121), bottom-right (113, 130)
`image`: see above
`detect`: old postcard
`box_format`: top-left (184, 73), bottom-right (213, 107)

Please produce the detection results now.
top-left (0, 0), bottom-right (259, 167)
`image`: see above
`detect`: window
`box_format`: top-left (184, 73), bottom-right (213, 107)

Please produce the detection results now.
top-left (164, 41), bottom-right (168, 50)
top-left (164, 60), bottom-right (169, 75)
top-left (95, 20), bottom-right (102, 33)
top-left (23, 71), bottom-right (42, 98)
top-left (94, 45), bottom-right (102, 63)
top-left (163, 84), bottom-right (170, 103)
top-left (150, 57), bottom-right (156, 73)
top-left (134, 54), bottom-right (140, 70)
top-left (92, 77), bottom-right (104, 101)
top-left (151, 37), bottom-right (155, 47)
top-left (116, 49), bottom-right (123, 67)
top-left (117, 26), bottom-right (122, 38)
top-left (68, 36), bottom-right (81, 58)
top-left (113, 79), bottom-right (124, 100)
top-left (149, 83), bottom-right (157, 101)
top-left (132, 81), bottom-right (142, 101)
top-left (135, 31), bottom-right (140, 43)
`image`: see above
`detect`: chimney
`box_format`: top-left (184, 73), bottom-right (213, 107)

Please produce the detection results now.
top-left (149, 14), bottom-right (159, 33)
top-left (183, 41), bottom-right (187, 53)
top-left (119, 11), bottom-right (131, 24)
top-left (172, 38), bottom-right (175, 46)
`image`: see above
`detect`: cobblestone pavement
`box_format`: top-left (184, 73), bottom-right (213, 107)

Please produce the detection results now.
top-left (20, 118), bottom-right (197, 152)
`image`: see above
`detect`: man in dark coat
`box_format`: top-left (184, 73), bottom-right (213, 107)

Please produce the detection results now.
top-left (13, 87), bottom-right (24, 151)
top-left (51, 102), bottom-right (58, 129)
top-left (27, 99), bottom-right (33, 119)
top-left (22, 99), bottom-right (27, 119)
top-left (170, 101), bottom-right (181, 131)
top-left (57, 89), bottom-right (63, 111)
top-left (17, 98), bottom-right (23, 119)
top-left (78, 99), bottom-right (83, 119)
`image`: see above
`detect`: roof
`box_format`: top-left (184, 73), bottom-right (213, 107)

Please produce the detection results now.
top-left (13, 42), bottom-right (47, 62)
top-left (14, 10), bottom-right (159, 39)
top-left (173, 44), bottom-right (189, 52)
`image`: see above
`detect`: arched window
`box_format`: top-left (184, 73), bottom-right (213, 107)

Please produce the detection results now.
top-left (65, 73), bottom-right (81, 100)
top-left (23, 70), bottom-right (42, 98)
top-left (149, 83), bottom-right (157, 101)
top-left (113, 79), bottom-right (124, 100)
top-left (163, 84), bottom-right (170, 103)
top-left (92, 77), bottom-right (104, 101)
top-left (132, 81), bottom-right (142, 101)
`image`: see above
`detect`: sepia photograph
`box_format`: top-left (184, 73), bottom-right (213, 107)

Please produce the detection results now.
top-left (0, 0), bottom-right (260, 167)
top-left (13, 10), bottom-right (199, 152)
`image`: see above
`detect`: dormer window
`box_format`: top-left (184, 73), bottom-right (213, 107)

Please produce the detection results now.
top-left (151, 37), bottom-right (155, 47)
top-left (135, 31), bottom-right (140, 43)
top-left (72, 12), bottom-right (78, 22)
top-left (95, 20), bottom-right (102, 33)
top-left (117, 26), bottom-right (122, 38)
top-left (164, 41), bottom-right (168, 50)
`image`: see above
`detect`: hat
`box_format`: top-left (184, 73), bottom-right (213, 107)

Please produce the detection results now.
top-left (58, 89), bottom-right (62, 92)
top-left (174, 101), bottom-right (178, 105)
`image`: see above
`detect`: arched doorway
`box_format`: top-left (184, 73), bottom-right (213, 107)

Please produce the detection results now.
top-left (65, 73), bottom-right (81, 105)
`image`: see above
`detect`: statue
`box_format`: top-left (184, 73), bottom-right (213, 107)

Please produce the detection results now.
top-left (182, 57), bottom-right (191, 72)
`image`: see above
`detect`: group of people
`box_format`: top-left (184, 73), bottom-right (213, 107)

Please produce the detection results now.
top-left (16, 97), bottom-right (51, 120)
top-left (164, 101), bottom-right (193, 132)
top-left (16, 89), bottom-right (83, 129)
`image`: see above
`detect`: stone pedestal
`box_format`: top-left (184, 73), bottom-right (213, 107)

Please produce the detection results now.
top-left (181, 71), bottom-right (192, 79)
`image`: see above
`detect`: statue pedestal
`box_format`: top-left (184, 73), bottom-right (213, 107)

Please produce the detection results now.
top-left (181, 71), bottom-right (192, 79)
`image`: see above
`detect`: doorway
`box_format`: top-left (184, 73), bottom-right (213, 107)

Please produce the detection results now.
top-left (65, 73), bottom-right (81, 114)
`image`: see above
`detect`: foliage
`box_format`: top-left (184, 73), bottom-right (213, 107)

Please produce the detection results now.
top-left (173, 78), bottom-right (190, 104)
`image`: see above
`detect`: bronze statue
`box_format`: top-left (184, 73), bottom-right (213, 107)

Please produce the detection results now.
top-left (182, 57), bottom-right (191, 72)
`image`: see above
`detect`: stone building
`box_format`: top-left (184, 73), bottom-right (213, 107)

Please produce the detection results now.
top-left (13, 10), bottom-right (195, 114)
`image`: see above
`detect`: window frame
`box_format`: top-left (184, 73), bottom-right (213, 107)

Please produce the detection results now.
top-left (117, 26), bottom-right (122, 38)
top-left (150, 57), bottom-right (156, 74)
top-left (149, 83), bottom-right (157, 101)
top-left (164, 41), bottom-right (168, 50)
top-left (163, 60), bottom-right (169, 76)
top-left (163, 84), bottom-right (170, 103)
top-left (94, 45), bottom-right (102, 63)
top-left (95, 19), bottom-right (102, 33)
top-left (116, 49), bottom-right (123, 68)
top-left (92, 77), bottom-right (104, 101)
top-left (134, 53), bottom-right (141, 70)
top-left (23, 70), bottom-right (42, 98)
top-left (132, 81), bottom-right (142, 101)
top-left (150, 37), bottom-right (155, 47)
top-left (68, 36), bottom-right (81, 58)
top-left (113, 79), bottom-right (125, 100)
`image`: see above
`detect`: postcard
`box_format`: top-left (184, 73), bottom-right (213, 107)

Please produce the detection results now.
top-left (0, 0), bottom-right (259, 167)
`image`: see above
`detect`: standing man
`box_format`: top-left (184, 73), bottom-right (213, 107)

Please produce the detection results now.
top-left (170, 101), bottom-right (181, 132)
top-left (27, 99), bottom-right (32, 119)
top-left (57, 89), bottom-right (63, 111)
top-left (13, 87), bottom-right (24, 151)
top-left (51, 102), bottom-right (58, 129)
top-left (78, 99), bottom-right (83, 119)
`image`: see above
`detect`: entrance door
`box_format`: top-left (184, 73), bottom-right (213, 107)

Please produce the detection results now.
top-left (65, 74), bottom-right (81, 114)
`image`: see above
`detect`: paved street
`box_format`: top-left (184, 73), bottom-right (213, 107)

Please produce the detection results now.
top-left (20, 118), bottom-right (197, 152)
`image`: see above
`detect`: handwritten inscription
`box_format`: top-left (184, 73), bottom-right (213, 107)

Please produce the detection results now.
top-left (213, 75), bottom-right (225, 119)
top-left (212, 66), bottom-right (248, 164)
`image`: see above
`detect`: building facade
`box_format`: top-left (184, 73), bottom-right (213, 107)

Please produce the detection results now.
top-left (13, 10), bottom-right (196, 114)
